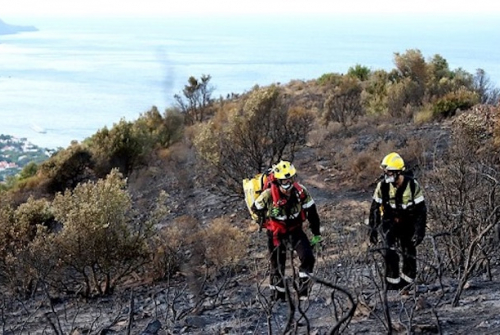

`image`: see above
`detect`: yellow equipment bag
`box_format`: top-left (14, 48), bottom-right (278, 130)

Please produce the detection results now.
top-left (243, 173), bottom-right (268, 222)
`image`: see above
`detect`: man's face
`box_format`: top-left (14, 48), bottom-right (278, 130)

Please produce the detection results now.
top-left (278, 177), bottom-right (293, 190)
top-left (384, 170), bottom-right (396, 183)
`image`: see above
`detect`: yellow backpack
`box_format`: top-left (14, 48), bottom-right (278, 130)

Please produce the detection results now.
top-left (242, 173), bottom-right (269, 222)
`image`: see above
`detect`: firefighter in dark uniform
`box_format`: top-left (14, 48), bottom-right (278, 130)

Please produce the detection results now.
top-left (368, 152), bottom-right (427, 289)
top-left (251, 160), bottom-right (322, 301)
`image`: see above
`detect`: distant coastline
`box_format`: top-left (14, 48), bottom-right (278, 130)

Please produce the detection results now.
top-left (0, 18), bottom-right (38, 35)
top-left (30, 124), bottom-right (47, 134)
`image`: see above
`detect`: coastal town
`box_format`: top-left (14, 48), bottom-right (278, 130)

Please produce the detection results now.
top-left (0, 134), bottom-right (54, 182)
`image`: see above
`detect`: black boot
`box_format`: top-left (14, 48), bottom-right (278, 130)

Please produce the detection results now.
top-left (272, 289), bottom-right (286, 302)
top-left (386, 280), bottom-right (403, 291)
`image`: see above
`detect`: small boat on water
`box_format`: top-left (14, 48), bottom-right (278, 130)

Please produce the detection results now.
top-left (30, 124), bottom-right (47, 134)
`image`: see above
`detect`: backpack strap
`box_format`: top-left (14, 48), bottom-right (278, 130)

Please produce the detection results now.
top-left (270, 182), bottom-right (286, 207)
top-left (292, 182), bottom-right (307, 221)
top-left (381, 181), bottom-right (390, 205)
top-left (395, 177), bottom-right (410, 208)
top-left (409, 177), bottom-right (416, 202)
top-left (293, 182), bottom-right (306, 201)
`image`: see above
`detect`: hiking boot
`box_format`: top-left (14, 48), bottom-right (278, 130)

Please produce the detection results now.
top-left (386, 282), bottom-right (402, 291)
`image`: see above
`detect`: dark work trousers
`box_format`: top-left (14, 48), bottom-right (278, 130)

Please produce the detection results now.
top-left (267, 228), bottom-right (315, 289)
top-left (382, 219), bottom-right (417, 281)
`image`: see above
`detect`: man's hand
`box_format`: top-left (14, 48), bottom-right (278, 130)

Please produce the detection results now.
top-left (369, 229), bottom-right (378, 245)
top-left (310, 235), bottom-right (322, 247)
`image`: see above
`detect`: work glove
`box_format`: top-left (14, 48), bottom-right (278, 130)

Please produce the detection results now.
top-left (412, 233), bottom-right (424, 247)
top-left (310, 235), bottom-right (322, 247)
top-left (369, 229), bottom-right (378, 245)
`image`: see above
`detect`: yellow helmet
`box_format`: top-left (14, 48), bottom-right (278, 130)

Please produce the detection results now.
top-left (273, 160), bottom-right (297, 180)
top-left (380, 152), bottom-right (405, 171)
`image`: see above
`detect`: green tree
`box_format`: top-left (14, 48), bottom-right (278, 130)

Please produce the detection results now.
top-left (174, 74), bottom-right (214, 125)
top-left (393, 49), bottom-right (427, 106)
top-left (161, 107), bottom-right (185, 147)
top-left (362, 69), bottom-right (389, 115)
top-left (323, 75), bottom-right (364, 128)
top-left (426, 54), bottom-right (452, 99)
top-left (193, 85), bottom-right (314, 195)
top-left (473, 68), bottom-right (500, 105)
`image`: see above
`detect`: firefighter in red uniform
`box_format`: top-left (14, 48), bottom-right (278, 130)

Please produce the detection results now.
top-left (369, 152), bottom-right (427, 289)
top-left (251, 160), bottom-right (322, 301)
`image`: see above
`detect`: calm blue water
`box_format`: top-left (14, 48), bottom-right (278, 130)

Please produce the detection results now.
top-left (1, 14), bottom-right (499, 149)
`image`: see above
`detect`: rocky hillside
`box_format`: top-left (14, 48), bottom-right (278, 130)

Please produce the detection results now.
top-left (4, 107), bottom-right (500, 334)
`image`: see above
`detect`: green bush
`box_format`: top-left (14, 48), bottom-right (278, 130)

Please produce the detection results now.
top-left (433, 88), bottom-right (479, 118)
top-left (347, 64), bottom-right (371, 81)
top-left (87, 119), bottom-right (150, 177)
top-left (199, 217), bottom-right (249, 273)
top-left (0, 197), bottom-right (54, 296)
top-left (51, 169), bottom-right (154, 296)
top-left (148, 215), bottom-right (200, 281)
top-left (18, 162), bottom-right (38, 181)
top-left (133, 106), bottom-right (185, 149)
top-left (317, 72), bottom-right (343, 86)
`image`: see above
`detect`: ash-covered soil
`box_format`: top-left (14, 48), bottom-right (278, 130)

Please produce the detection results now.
top-left (5, 118), bottom-right (500, 334)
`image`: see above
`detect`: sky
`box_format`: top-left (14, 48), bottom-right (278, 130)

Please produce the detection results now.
top-left (2, 0), bottom-right (500, 18)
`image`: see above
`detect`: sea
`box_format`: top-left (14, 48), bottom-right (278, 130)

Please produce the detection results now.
top-left (1, 14), bottom-right (499, 149)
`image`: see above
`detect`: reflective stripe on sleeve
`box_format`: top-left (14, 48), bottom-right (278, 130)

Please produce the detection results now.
top-left (254, 202), bottom-right (265, 210)
top-left (413, 195), bottom-right (424, 204)
top-left (302, 199), bottom-right (315, 209)
top-left (273, 212), bottom-right (301, 221)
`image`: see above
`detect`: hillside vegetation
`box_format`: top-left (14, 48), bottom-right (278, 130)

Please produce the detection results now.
top-left (1, 49), bottom-right (500, 333)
